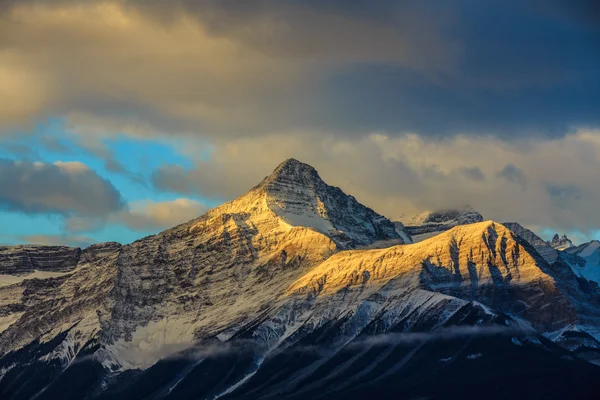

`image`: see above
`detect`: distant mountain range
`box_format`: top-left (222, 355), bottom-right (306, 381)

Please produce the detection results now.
top-left (1, 158), bottom-right (599, 399)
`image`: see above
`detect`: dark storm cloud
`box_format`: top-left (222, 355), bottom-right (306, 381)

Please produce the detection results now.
top-left (0, 159), bottom-right (124, 216)
top-left (144, 0), bottom-right (600, 138)
top-left (1, 0), bottom-right (598, 138)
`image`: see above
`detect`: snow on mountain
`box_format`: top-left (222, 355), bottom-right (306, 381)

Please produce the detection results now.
top-left (0, 158), bottom-right (405, 370)
top-left (549, 233), bottom-right (575, 250)
top-left (289, 221), bottom-right (585, 331)
top-left (1, 160), bottom-right (600, 399)
top-left (398, 206), bottom-right (484, 242)
top-left (566, 240), bottom-right (600, 283)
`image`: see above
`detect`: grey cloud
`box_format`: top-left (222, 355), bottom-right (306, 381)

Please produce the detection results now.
top-left (458, 166), bottom-right (486, 182)
top-left (0, 0), bottom-right (457, 138)
top-left (0, 159), bottom-right (124, 216)
top-left (497, 164), bottom-right (527, 186)
top-left (3, 0), bottom-right (598, 139)
top-left (40, 135), bottom-right (73, 154)
top-left (72, 136), bottom-right (148, 185)
top-left (3, 142), bottom-right (40, 160)
top-left (546, 183), bottom-right (583, 209)
top-left (151, 165), bottom-right (198, 196)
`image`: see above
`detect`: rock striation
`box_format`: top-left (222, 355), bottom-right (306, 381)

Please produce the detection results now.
top-left (0, 245), bottom-right (81, 275)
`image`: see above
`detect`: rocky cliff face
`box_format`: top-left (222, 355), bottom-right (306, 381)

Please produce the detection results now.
top-left (1, 160), bottom-right (600, 400)
top-left (0, 245), bottom-right (81, 275)
top-left (0, 242), bottom-right (121, 356)
top-left (549, 234), bottom-right (575, 250)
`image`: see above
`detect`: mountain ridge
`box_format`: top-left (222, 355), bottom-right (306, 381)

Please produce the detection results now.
top-left (1, 159), bottom-right (600, 399)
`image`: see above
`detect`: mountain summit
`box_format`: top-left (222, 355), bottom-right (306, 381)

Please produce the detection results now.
top-left (255, 158), bottom-right (403, 248)
top-left (262, 158), bottom-right (321, 186)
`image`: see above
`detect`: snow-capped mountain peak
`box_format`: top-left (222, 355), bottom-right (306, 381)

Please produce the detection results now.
top-left (255, 158), bottom-right (404, 248)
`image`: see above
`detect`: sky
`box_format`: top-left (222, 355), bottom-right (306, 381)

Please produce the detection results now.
top-left (1, 0), bottom-right (600, 246)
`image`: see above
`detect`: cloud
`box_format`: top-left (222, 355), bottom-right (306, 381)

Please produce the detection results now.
top-left (545, 183), bottom-right (583, 209)
top-left (458, 166), bottom-right (486, 182)
top-left (497, 164), bottom-right (527, 186)
top-left (66, 198), bottom-right (208, 233)
top-left (21, 233), bottom-right (94, 247)
top-left (118, 198), bottom-right (207, 231)
top-left (0, 159), bottom-right (124, 216)
top-left (0, 0), bottom-right (597, 138)
top-left (1, 1), bottom-right (600, 242)
top-left (0, 1), bottom-right (456, 138)
top-left (149, 129), bottom-right (600, 239)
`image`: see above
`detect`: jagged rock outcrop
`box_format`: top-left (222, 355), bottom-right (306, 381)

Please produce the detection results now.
top-left (399, 206), bottom-right (484, 242)
top-left (549, 234), bottom-right (574, 250)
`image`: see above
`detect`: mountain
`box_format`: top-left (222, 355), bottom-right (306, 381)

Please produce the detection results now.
top-left (398, 206), bottom-right (484, 242)
top-left (1, 159), bottom-right (600, 399)
top-left (257, 158), bottom-right (405, 249)
top-left (566, 240), bottom-right (600, 284)
top-left (549, 233), bottom-right (575, 250)
top-left (503, 222), bottom-right (561, 264)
